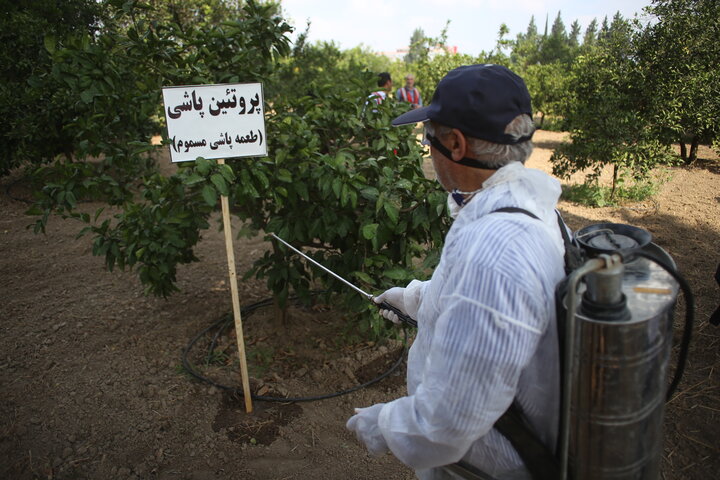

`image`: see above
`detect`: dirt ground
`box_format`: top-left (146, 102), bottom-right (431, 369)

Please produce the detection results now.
top-left (1, 130), bottom-right (719, 480)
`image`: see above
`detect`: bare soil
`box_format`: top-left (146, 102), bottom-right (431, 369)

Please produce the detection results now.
top-left (1, 130), bottom-right (719, 480)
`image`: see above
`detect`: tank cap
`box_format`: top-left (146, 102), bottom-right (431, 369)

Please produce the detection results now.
top-left (576, 223), bottom-right (652, 257)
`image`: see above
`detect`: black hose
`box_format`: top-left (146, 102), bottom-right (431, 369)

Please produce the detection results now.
top-left (181, 296), bottom-right (408, 403)
top-left (619, 249), bottom-right (695, 401)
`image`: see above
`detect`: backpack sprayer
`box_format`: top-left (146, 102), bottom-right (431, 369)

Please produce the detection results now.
top-left (272, 222), bottom-right (693, 480)
top-left (556, 222), bottom-right (693, 480)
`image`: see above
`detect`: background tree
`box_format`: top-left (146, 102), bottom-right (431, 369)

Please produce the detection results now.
top-left (582, 18), bottom-right (598, 49)
top-left (550, 13), bottom-right (674, 204)
top-left (539, 12), bottom-right (570, 64)
top-left (511, 16), bottom-right (541, 67)
top-left (404, 28), bottom-right (426, 64)
top-left (636, 0), bottom-right (720, 163)
top-left (0, 0), bottom-right (103, 175)
top-left (342, 45), bottom-right (395, 75)
top-left (523, 62), bottom-right (569, 128)
top-left (568, 20), bottom-right (582, 50)
top-left (509, 14), bottom-right (578, 130)
top-left (413, 22), bottom-right (476, 102)
top-left (599, 16), bottom-right (611, 41)
top-left (28, 0), bottom-right (295, 297)
top-left (146, 0), bottom-right (247, 30)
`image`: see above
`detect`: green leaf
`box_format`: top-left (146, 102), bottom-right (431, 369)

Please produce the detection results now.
top-left (376, 193), bottom-right (385, 214)
top-left (196, 158), bottom-right (211, 175)
top-left (80, 90), bottom-right (94, 104)
top-left (383, 202), bottom-right (399, 225)
top-left (184, 174), bottom-right (204, 186)
top-left (294, 182), bottom-right (309, 201)
top-left (383, 268), bottom-right (408, 280)
top-left (255, 170), bottom-right (270, 189)
top-left (202, 185), bottom-right (218, 206)
top-left (277, 168), bottom-right (292, 183)
top-left (218, 164), bottom-right (235, 183)
top-left (210, 173), bottom-right (229, 196)
top-left (331, 178), bottom-right (342, 198)
top-left (340, 183), bottom-right (349, 207)
top-left (360, 187), bottom-right (379, 201)
top-left (65, 191), bottom-right (77, 208)
top-left (361, 223), bottom-right (378, 239)
top-left (43, 35), bottom-right (56, 54)
top-left (354, 271), bottom-right (374, 284)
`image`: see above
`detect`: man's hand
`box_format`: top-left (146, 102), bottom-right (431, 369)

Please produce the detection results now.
top-left (346, 404), bottom-right (388, 456)
top-left (373, 287), bottom-right (407, 324)
top-left (373, 280), bottom-right (425, 324)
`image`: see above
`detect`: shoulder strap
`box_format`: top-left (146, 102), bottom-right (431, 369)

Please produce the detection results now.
top-left (493, 208), bottom-right (584, 276)
top-left (555, 211), bottom-right (584, 275)
top-left (491, 206), bottom-right (539, 219)
top-left (494, 402), bottom-right (560, 480)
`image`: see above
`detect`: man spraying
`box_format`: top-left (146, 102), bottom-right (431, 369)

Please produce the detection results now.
top-left (346, 64), bottom-right (565, 480)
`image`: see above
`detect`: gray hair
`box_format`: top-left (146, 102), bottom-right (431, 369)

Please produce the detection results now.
top-left (431, 114), bottom-right (535, 169)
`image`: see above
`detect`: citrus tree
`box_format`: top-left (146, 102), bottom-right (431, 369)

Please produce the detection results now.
top-left (550, 14), bottom-right (674, 203)
top-left (236, 40), bottom-right (450, 322)
top-left (18, 0), bottom-right (449, 330)
top-left (28, 0), bottom-right (293, 298)
top-left (0, 0), bottom-right (103, 176)
top-left (522, 62), bottom-right (570, 129)
top-left (636, 0), bottom-right (720, 164)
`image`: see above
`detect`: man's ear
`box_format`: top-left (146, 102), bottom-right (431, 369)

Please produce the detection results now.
top-left (449, 129), bottom-right (468, 162)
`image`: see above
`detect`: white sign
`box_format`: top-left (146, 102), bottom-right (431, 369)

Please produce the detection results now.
top-left (161, 83), bottom-right (267, 162)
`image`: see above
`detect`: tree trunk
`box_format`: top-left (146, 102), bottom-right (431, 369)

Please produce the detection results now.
top-left (269, 238), bottom-right (289, 326)
top-left (610, 164), bottom-right (618, 201)
top-left (539, 112), bottom-right (545, 128)
top-left (689, 136), bottom-right (700, 164)
top-left (679, 141), bottom-right (687, 162)
top-left (273, 295), bottom-right (288, 326)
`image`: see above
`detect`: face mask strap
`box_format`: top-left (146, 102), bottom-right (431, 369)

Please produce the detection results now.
top-left (425, 133), bottom-right (499, 170)
top-left (451, 190), bottom-right (466, 206)
top-left (451, 188), bottom-right (483, 206)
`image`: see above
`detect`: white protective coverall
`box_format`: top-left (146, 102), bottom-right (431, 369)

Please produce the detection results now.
top-left (354, 162), bottom-right (567, 479)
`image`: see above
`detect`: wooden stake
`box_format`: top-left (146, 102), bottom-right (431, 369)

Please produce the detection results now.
top-left (217, 159), bottom-right (253, 413)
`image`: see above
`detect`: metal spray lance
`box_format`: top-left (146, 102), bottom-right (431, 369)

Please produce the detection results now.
top-left (270, 233), bottom-right (417, 328)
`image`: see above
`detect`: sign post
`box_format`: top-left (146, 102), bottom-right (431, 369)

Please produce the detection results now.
top-left (162, 83), bottom-right (267, 413)
top-left (217, 158), bottom-right (253, 414)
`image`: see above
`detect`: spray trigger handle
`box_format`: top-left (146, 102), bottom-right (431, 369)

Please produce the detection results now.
top-left (376, 301), bottom-right (418, 328)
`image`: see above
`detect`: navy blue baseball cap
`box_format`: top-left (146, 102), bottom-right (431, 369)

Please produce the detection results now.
top-left (391, 64), bottom-right (534, 145)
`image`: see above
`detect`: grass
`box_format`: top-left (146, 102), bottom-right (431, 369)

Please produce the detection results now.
top-left (561, 180), bottom-right (662, 207)
top-left (535, 116), bottom-right (567, 132)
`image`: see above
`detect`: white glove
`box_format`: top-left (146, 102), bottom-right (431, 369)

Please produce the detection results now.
top-left (373, 287), bottom-right (406, 324)
top-left (373, 280), bottom-right (426, 324)
top-left (346, 403), bottom-right (388, 456)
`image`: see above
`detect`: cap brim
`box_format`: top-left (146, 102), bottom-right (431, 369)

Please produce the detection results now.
top-left (391, 105), bottom-right (431, 126)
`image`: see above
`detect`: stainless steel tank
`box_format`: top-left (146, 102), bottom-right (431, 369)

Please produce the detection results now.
top-left (566, 243), bottom-right (679, 480)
